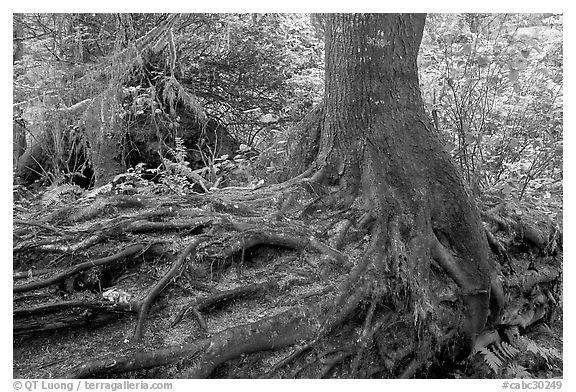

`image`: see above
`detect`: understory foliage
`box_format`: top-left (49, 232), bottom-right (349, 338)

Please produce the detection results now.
top-left (419, 14), bottom-right (562, 202)
top-left (13, 13), bottom-right (323, 186)
top-left (14, 13), bottom-right (562, 206)
top-left (477, 335), bottom-right (561, 377)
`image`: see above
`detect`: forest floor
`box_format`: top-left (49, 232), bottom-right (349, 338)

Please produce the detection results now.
top-left (12, 182), bottom-right (563, 379)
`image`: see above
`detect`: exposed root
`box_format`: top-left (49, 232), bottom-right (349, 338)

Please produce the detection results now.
top-left (43, 195), bottom-right (148, 224)
top-left (431, 233), bottom-right (488, 297)
top-left (258, 344), bottom-right (312, 379)
top-left (318, 349), bottom-right (353, 378)
top-left (14, 219), bottom-right (69, 236)
top-left (508, 265), bottom-right (560, 292)
top-left (67, 338), bottom-right (212, 378)
top-left (430, 231), bottom-right (494, 357)
top-left (329, 219), bottom-right (353, 250)
top-left (133, 236), bottom-right (208, 341)
top-left (170, 280), bottom-right (275, 328)
top-left (14, 243), bottom-right (155, 293)
top-left (116, 216), bottom-right (213, 234)
top-left (69, 305), bottom-right (320, 378)
top-left (262, 279), bottom-right (371, 378)
top-left (473, 330), bottom-right (502, 353)
top-left (14, 299), bottom-right (137, 335)
top-left (13, 175), bottom-right (562, 379)
top-left (189, 307), bottom-right (208, 332)
top-left (350, 294), bottom-right (378, 377)
top-left (485, 228), bottom-right (508, 258)
top-left (398, 358), bottom-right (419, 379)
top-left (379, 344), bottom-right (414, 374)
top-left (221, 218), bottom-right (348, 265)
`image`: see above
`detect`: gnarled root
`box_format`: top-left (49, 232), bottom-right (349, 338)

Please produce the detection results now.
top-left (68, 306), bottom-right (319, 378)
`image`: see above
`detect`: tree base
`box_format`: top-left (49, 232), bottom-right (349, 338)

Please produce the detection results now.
top-left (13, 184), bottom-right (562, 378)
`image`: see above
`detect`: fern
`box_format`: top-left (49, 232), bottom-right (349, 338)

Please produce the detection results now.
top-left (479, 341), bottom-right (522, 375)
top-left (481, 334), bottom-right (562, 377)
top-left (170, 136), bottom-right (188, 164)
top-left (505, 363), bottom-right (532, 379)
top-left (524, 337), bottom-right (562, 368)
top-left (480, 347), bottom-right (503, 373)
top-left (526, 339), bottom-right (560, 359)
top-left (499, 341), bottom-right (520, 359)
top-left (161, 138), bottom-right (211, 193)
top-left (41, 184), bottom-right (83, 207)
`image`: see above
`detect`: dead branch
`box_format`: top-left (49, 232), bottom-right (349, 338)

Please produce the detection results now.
top-left (13, 234), bottom-right (103, 254)
top-left (14, 311), bottom-right (119, 335)
top-left (14, 268), bottom-right (53, 280)
top-left (14, 299), bottom-right (138, 317)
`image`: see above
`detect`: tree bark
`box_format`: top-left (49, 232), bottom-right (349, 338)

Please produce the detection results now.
top-left (312, 13), bottom-right (500, 356)
top-left (83, 96), bottom-right (125, 186)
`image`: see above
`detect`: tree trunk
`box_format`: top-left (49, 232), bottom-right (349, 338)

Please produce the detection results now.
top-left (83, 96), bottom-right (125, 187)
top-left (312, 13), bottom-right (500, 357)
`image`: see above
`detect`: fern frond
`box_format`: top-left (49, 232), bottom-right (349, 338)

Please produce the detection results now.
top-left (499, 341), bottom-right (520, 359)
top-left (41, 184), bottom-right (83, 207)
top-left (526, 339), bottom-right (541, 355)
top-left (522, 336), bottom-right (562, 369)
top-left (505, 364), bottom-right (532, 379)
top-left (480, 347), bottom-right (503, 373)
